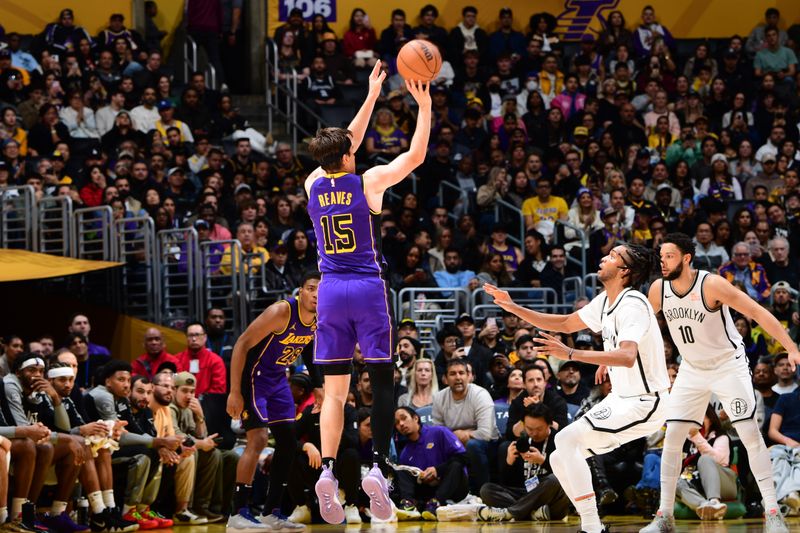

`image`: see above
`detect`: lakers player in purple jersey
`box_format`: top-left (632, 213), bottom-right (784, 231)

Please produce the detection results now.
top-left (226, 272), bottom-right (320, 530)
top-left (304, 60), bottom-right (431, 524)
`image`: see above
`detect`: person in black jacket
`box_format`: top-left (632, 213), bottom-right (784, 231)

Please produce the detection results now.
top-left (477, 404), bottom-right (570, 521)
top-left (288, 402), bottom-right (361, 523)
top-left (505, 365), bottom-right (568, 442)
top-left (448, 6), bottom-right (489, 66)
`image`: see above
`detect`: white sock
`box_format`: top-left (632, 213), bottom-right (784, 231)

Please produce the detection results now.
top-left (11, 498), bottom-right (25, 518)
top-left (122, 504), bottom-right (134, 515)
top-left (88, 491), bottom-right (106, 515)
top-left (575, 495), bottom-right (603, 533)
top-left (51, 501), bottom-right (67, 515)
top-left (0, 507), bottom-right (8, 523)
top-left (102, 490), bottom-right (116, 510)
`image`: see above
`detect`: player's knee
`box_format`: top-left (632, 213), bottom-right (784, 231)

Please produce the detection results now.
top-left (732, 419), bottom-right (764, 448)
top-left (246, 429), bottom-right (269, 450)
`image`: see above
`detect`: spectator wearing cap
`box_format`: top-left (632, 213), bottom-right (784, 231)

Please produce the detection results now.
top-left (97, 13), bottom-right (145, 56)
top-left (643, 161), bottom-right (680, 209)
top-left (718, 242), bottom-right (771, 303)
top-left (555, 360), bottom-right (590, 422)
top-left (171, 371), bottom-right (236, 523)
top-left (398, 318), bottom-right (419, 340)
top-left (175, 323), bottom-right (226, 396)
top-left (318, 31), bottom-right (355, 84)
top-left (698, 153), bottom-right (741, 200)
top-left (155, 99), bottom-right (194, 144)
top-left (42, 8), bottom-right (94, 54)
top-left (448, 6), bottom-right (489, 65)
top-left (264, 239), bottom-right (302, 291)
top-left (395, 336), bottom-right (421, 385)
top-left (289, 372), bottom-right (316, 416)
top-left (455, 313), bottom-right (492, 385)
top-left (486, 352), bottom-right (513, 401)
top-left (133, 327), bottom-right (179, 379)
top-left (745, 153), bottom-right (784, 198)
top-left (488, 7), bottom-right (525, 62)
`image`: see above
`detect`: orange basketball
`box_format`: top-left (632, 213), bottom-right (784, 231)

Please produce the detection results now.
top-left (396, 39), bottom-right (442, 82)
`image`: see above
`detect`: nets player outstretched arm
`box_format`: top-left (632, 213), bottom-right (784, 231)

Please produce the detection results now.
top-left (362, 80), bottom-right (431, 195)
top-left (304, 61), bottom-right (387, 192)
top-left (484, 283), bottom-right (588, 333)
top-left (226, 301), bottom-right (291, 419)
top-left (703, 274), bottom-right (800, 369)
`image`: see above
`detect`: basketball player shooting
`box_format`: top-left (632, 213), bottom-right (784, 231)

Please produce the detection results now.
top-left (485, 243), bottom-right (669, 533)
top-left (304, 60), bottom-right (431, 524)
top-left (640, 233), bottom-right (795, 533)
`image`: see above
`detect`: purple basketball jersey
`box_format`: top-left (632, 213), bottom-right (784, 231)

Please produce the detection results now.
top-left (307, 172), bottom-right (385, 275)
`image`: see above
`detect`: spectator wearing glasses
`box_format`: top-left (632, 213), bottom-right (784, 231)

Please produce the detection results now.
top-left (175, 323), bottom-right (226, 396)
top-left (718, 242), bottom-right (771, 303)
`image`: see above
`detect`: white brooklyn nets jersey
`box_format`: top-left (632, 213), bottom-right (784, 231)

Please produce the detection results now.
top-left (578, 287), bottom-right (670, 397)
top-left (661, 270), bottom-right (744, 368)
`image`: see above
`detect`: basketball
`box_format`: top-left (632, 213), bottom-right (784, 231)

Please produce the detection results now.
top-left (396, 39), bottom-right (442, 82)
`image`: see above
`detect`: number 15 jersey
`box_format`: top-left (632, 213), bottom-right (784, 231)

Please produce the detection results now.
top-left (307, 172), bottom-right (385, 276)
top-left (661, 270), bottom-right (744, 369)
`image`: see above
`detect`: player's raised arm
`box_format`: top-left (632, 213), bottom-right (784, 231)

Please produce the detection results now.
top-left (484, 283), bottom-right (588, 334)
top-left (706, 274), bottom-right (800, 369)
top-left (347, 60), bottom-right (386, 151)
top-left (363, 79), bottom-right (431, 193)
top-left (226, 301), bottom-right (291, 418)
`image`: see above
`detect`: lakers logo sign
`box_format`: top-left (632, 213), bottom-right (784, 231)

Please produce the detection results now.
top-left (556, 0), bottom-right (620, 41)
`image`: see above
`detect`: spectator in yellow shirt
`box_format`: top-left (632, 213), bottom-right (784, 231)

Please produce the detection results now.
top-left (521, 176), bottom-right (569, 230)
top-left (219, 222), bottom-right (269, 275)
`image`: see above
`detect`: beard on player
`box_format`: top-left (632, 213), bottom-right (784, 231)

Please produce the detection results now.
top-left (662, 260), bottom-right (683, 281)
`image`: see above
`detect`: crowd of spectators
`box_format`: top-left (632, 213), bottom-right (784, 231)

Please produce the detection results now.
top-left (2, 1), bottom-right (800, 529)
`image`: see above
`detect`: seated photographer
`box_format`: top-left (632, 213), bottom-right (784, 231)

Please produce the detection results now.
top-left (171, 372), bottom-right (238, 523)
top-left (477, 404), bottom-right (569, 522)
top-left (394, 406), bottom-right (469, 520)
top-left (676, 404), bottom-right (737, 520)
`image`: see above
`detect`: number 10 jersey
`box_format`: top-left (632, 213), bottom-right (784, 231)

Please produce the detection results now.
top-left (661, 270), bottom-right (744, 369)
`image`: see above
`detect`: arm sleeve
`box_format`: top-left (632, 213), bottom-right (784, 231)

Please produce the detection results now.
top-left (0, 427), bottom-right (16, 438)
top-left (54, 404), bottom-right (71, 433)
top-left (471, 388), bottom-right (498, 441)
top-left (92, 392), bottom-right (119, 421)
top-left (301, 347), bottom-right (323, 389)
top-left (615, 298), bottom-right (650, 344)
top-left (577, 293), bottom-right (606, 333)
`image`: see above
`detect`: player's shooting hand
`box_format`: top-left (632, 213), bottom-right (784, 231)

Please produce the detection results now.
top-left (484, 284), bottom-right (516, 312)
top-left (595, 365), bottom-right (608, 385)
top-left (405, 79), bottom-right (431, 108)
top-left (226, 391), bottom-right (244, 419)
top-left (367, 60), bottom-right (386, 96)
top-left (532, 332), bottom-right (570, 360)
top-left (303, 442), bottom-right (322, 469)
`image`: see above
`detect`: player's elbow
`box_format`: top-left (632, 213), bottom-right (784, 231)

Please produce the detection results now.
top-left (621, 350), bottom-right (638, 368)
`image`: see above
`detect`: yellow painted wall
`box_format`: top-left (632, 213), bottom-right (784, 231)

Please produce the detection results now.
top-left (268, 0), bottom-right (798, 41)
top-left (110, 315), bottom-right (187, 361)
top-left (0, 0), bottom-right (133, 36)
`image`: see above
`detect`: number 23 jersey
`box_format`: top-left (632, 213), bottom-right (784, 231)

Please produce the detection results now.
top-left (246, 297), bottom-right (315, 381)
top-left (307, 172), bottom-right (385, 276)
top-left (661, 270), bottom-right (744, 368)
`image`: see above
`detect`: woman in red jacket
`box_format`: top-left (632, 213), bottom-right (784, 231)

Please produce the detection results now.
top-left (79, 165), bottom-right (107, 207)
top-left (343, 8), bottom-right (377, 67)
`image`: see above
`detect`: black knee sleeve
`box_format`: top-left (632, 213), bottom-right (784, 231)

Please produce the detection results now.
top-left (367, 363), bottom-right (395, 459)
top-left (321, 363), bottom-right (353, 376)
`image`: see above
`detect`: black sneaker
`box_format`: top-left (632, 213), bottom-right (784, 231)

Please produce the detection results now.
top-left (89, 510), bottom-right (135, 533)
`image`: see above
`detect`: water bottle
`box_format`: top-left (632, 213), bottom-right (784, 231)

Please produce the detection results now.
top-left (76, 497), bottom-right (89, 525)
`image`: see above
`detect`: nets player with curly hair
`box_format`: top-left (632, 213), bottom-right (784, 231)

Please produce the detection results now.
top-left (485, 243), bottom-right (669, 533)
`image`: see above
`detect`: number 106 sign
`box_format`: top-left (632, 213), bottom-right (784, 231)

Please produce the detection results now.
top-left (279, 0), bottom-right (336, 21)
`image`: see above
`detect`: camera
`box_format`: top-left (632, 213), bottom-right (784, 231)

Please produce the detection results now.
top-left (516, 435), bottom-right (532, 454)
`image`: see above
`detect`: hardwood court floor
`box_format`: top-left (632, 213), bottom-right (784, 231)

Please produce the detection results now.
top-left (156, 515), bottom-right (799, 532)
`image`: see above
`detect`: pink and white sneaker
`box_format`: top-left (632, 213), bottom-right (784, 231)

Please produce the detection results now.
top-left (361, 463), bottom-right (393, 521)
top-left (315, 465), bottom-right (345, 524)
